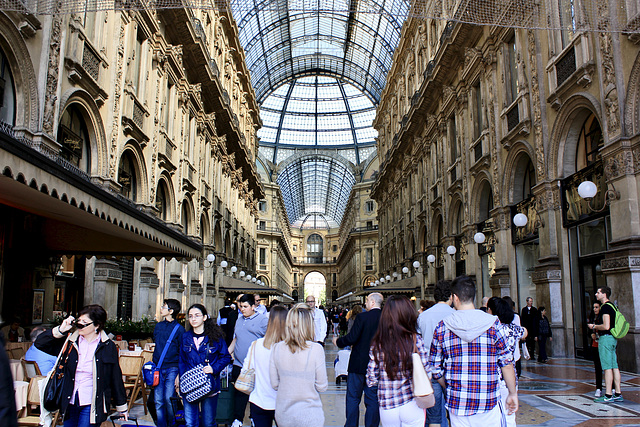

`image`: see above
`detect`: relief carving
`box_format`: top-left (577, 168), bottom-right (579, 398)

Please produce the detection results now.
top-left (109, 23), bottom-right (126, 179)
top-left (43, 15), bottom-right (63, 136)
top-left (528, 30), bottom-right (546, 181)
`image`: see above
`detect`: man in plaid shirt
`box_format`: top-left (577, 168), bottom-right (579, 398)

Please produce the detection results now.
top-left (428, 275), bottom-right (518, 426)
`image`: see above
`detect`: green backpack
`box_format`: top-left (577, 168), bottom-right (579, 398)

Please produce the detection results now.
top-left (605, 302), bottom-right (629, 339)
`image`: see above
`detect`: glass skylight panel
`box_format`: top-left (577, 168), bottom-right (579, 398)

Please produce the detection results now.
top-left (276, 148), bottom-right (295, 164)
top-left (359, 146), bottom-right (377, 161)
top-left (258, 146), bottom-right (275, 161)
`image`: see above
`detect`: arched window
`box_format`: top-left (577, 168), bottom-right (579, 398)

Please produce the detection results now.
top-left (307, 234), bottom-right (323, 263)
top-left (576, 113), bottom-right (603, 171)
top-left (522, 157), bottom-right (536, 201)
top-left (57, 104), bottom-right (91, 172)
top-left (478, 182), bottom-right (493, 222)
top-left (156, 181), bottom-right (169, 221)
top-left (118, 151), bottom-right (138, 202)
top-left (0, 47), bottom-right (16, 126)
top-left (181, 202), bottom-right (192, 235)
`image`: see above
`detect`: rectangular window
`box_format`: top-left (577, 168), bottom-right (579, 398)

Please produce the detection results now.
top-left (367, 221), bottom-right (373, 229)
top-left (293, 273), bottom-right (298, 285)
top-left (131, 31), bottom-right (145, 98)
top-left (506, 36), bottom-right (518, 104)
top-left (332, 273), bottom-right (337, 286)
top-left (293, 245), bottom-right (297, 252)
top-left (365, 248), bottom-right (373, 265)
top-left (259, 248), bottom-right (266, 265)
top-left (448, 115), bottom-right (457, 163)
top-left (332, 245), bottom-right (338, 252)
top-left (365, 200), bottom-right (374, 213)
top-left (258, 221), bottom-right (266, 230)
top-left (165, 80), bottom-right (175, 136)
top-left (259, 201), bottom-right (267, 211)
top-left (559, 0), bottom-right (576, 48)
top-left (473, 81), bottom-right (483, 140)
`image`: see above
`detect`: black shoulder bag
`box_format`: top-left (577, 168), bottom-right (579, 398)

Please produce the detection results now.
top-left (43, 339), bottom-right (73, 411)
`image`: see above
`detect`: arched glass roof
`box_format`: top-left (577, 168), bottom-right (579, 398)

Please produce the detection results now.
top-left (277, 155), bottom-right (356, 227)
top-left (257, 76), bottom-right (378, 164)
top-left (229, 0), bottom-right (410, 104)
top-left (230, 0), bottom-right (409, 227)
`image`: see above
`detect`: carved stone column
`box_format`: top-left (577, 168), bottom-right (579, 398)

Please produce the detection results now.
top-left (532, 261), bottom-right (566, 356)
top-left (168, 274), bottom-right (185, 304)
top-left (92, 259), bottom-right (122, 319)
top-left (190, 279), bottom-right (203, 306)
top-left (138, 266), bottom-right (159, 318)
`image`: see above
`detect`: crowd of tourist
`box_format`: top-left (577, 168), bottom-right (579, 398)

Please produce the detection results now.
top-left (0, 278), bottom-right (625, 427)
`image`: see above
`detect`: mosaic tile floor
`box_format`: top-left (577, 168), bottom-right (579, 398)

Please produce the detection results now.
top-left (117, 334), bottom-right (640, 426)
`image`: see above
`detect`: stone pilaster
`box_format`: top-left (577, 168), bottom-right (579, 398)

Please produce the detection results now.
top-left (489, 267), bottom-right (511, 298)
top-left (190, 279), bottom-right (203, 306)
top-left (169, 274), bottom-right (185, 302)
top-left (532, 259), bottom-right (567, 357)
top-left (93, 259), bottom-right (122, 319)
top-left (138, 266), bottom-right (159, 318)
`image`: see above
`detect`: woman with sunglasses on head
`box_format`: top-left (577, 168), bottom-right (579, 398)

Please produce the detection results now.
top-left (35, 304), bottom-right (128, 427)
top-left (180, 304), bottom-right (232, 427)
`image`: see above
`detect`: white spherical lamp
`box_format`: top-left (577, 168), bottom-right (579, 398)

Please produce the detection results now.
top-left (393, 271), bottom-right (398, 278)
top-left (513, 213), bottom-right (528, 227)
top-left (427, 254), bottom-right (436, 264)
top-left (206, 254), bottom-right (215, 263)
top-left (375, 280), bottom-right (380, 286)
top-left (578, 180), bottom-right (598, 199)
top-left (413, 260), bottom-right (420, 269)
top-left (447, 245), bottom-right (457, 255)
top-left (230, 266), bottom-right (237, 273)
top-left (240, 271), bottom-right (246, 277)
top-left (246, 275), bottom-right (251, 281)
top-left (402, 266), bottom-right (409, 274)
top-left (220, 260), bottom-right (228, 268)
top-left (385, 275), bottom-right (391, 281)
top-left (380, 277), bottom-right (385, 283)
top-left (474, 232), bottom-right (486, 244)
top-left (252, 277), bottom-right (257, 283)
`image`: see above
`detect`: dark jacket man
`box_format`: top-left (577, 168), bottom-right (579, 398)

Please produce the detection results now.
top-left (334, 293), bottom-right (383, 427)
top-left (521, 297), bottom-right (539, 358)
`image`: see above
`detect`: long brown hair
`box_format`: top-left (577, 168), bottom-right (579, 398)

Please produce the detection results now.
top-left (370, 295), bottom-right (417, 380)
top-left (264, 305), bottom-right (287, 349)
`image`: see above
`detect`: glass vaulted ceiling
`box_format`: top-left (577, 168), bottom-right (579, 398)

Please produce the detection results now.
top-left (230, 0), bottom-right (409, 227)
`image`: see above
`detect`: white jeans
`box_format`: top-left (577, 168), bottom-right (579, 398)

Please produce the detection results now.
top-left (500, 383), bottom-right (516, 427)
top-left (379, 399), bottom-right (425, 427)
top-left (449, 403), bottom-right (504, 427)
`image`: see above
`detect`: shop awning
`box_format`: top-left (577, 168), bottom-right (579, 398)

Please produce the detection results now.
top-left (354, 277), bottom-right (420, 296)
top-left (0, 131), bottom-right (202, 259)
top-left (218, 276), bottom-right (283, 296)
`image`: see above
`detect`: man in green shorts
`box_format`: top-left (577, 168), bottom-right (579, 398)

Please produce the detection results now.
top-left (588, 286), bottom-right (623, 403)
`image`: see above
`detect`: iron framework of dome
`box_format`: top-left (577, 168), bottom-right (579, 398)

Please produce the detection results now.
top-left (229, 0), bottom-right (409, 227)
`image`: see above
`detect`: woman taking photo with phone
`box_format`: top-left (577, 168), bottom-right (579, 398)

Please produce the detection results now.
top-left (179, 303), bottom-right (232, 427)
top-left (35, 304), bottom-right (128, 426)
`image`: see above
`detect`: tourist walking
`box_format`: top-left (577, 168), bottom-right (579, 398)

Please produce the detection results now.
top-left (305, 295), bottom-right (328, 346)
top-left (417, 280), bottom-right (454, 427)
top-left (270, 303), bottom-right (328, 427)
top-left (487, 297), bottom-right (526, 427)
top-left (429, 276), bottom-right (518, 426)
top-left (35, 305), bottom-right (128, 426)
top-left (345, 304), bottom-right (362, 334)
top-left (152, 298), bottom-right (185, 427)
top-left (521, 297), bottom-right (539, 360)
top-left (229, 294), bottom-right (269, 427)
top-left (537, 306), bottom-right (552, 363)
top-left (367, 295), bottom-right (433, 427)
top-left (334, 293), bottom-right (383, 427)
top-left (589, 301), bottom-right (603, 397)
top-left (588, 286), bottom-right (623, 403)
top-left (247, 305), bottom-right (288, 427)
top-left (179, 304), bottom-right (232, 427)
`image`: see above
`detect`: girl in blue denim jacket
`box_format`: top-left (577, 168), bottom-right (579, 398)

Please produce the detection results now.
top-left (180, 304), bottom-right (232, 427)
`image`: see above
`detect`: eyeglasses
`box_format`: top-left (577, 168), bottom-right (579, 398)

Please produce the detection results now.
top-left (188, 314), bottom-right (203, 319)
top-left (74, 321), bottom-right (94, 329)
top-left (161, 305), bottom-right (169, 310)
top-left (305, 300), bottom-right (314, 303)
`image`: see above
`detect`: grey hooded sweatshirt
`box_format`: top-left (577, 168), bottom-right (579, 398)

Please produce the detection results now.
top-left (442, 309), bottom-right (498, 342)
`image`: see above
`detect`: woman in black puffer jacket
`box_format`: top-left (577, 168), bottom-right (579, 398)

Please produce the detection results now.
top-left (36, 304), bottom-right (128, 426)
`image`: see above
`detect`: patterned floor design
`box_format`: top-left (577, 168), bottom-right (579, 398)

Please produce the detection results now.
top-left (117, 333), bottom-right (640, 426)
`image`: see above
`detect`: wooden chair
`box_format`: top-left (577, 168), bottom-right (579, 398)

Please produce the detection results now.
top-left (119, 355), bottom-right (145, 414)
top-left (114, 340), bottom-right (129, 351)
top-left (10, 346), bottom-right (26, 360)
top-left (21, 360), bottom-right (41, 381)
top-left (17, 377), bottom-right (42, 426)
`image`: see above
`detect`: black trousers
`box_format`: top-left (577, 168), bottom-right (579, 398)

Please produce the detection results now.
top-left (593, 346), bottom-right (603, 390)
top-left (232, 365), bottom-right (250, 422)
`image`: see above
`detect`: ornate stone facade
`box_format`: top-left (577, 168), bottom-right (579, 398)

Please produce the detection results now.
top-left (372, 4), bottom-right (640, 371)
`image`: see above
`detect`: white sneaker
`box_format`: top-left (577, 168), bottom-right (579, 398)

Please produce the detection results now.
top-left (595, 389), bottom-right (602, 397)
top-left (231, 420), bottom-right (243, 427)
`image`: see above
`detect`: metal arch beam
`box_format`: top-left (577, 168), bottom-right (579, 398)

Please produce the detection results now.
top-left (337, 80), bottom-right (360, 164)
top-left (253, 55), bottom-right (384, 104)
top-left (272, 80), bottom-right (296, 164)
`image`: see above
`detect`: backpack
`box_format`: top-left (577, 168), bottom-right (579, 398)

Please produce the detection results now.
top-left (605, 302), bottom-right (629, 339)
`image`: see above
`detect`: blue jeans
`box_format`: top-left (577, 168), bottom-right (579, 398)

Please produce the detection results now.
top-left (345, 372), bottom-right (379, 427)
top-left (155, 366), bottom-right (180, 427)
top-left (425, 378), bottom-right (447, 426)
top-left (184, 393), bottom-right (219, 427)
top-left (63, 404), bottom-right (98, 427)
top-left (250, 402), bottom-right (275, 427)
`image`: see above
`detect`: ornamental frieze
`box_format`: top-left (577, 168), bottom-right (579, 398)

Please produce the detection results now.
top-left (532, 269), bottom-right (561, 282)
top-left (601, 256), bottom-right (640, 271)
